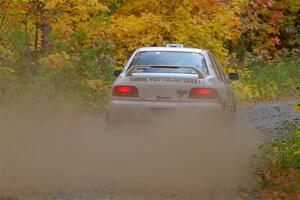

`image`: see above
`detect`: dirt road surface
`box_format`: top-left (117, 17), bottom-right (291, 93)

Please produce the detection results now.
top-left (0, 100), bottom-right (298, 200)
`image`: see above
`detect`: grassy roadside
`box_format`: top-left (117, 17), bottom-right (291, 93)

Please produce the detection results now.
top-left (234, 51), bottom-right (300, 200)
top-left (252, 102), bottom-right (300, 200)
top-left (238, 50), bottom-right (300, 200)
top-left (231, 49), bottom-right (300, 102)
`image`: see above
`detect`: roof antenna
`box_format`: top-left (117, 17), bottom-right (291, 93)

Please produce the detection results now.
top-left (166, 44), bottom-right (184, 48)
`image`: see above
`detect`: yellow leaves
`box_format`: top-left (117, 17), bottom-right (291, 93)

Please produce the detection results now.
top-left (51, 19), bottom-right (74, 41)
top-left (231, 81), bottom-right (254, 100)
top-left (0, 67), bottom-right (15, 74)
top-left (110, 13), bottom-right (167, 65)
top-left (44, 0), bottom-right (60, 10)
top-left (86, 79), bottom-right (109, 91)
top-left (45, 0), bottom-right (107, 15)
top-left (229, 68), bottom-right (281, 100)
top-left (294, 99), bottom-right (300, 113)
top-left (39, 51), bottom-right (72, 69)
top-left (3, 0), bottom-right (245, 67)
top-left (173, 5), bottom-right (191, 21)
top-left (86, 0), bottom-right (108, 13)
top-left (0, 45), bottom-right (14, 66)
top-left (117, 0), bottom-right (160, 15)
top-left (296, 130), bottom-right (300, 138)
top-left (285, 0), bottom-right (300, 12)
top-left (0, 45), bottom-right (16, 99)
top-left (44, 0), bottom-right (108, 43)
top-left (109, 0), bottom-right (241, 66)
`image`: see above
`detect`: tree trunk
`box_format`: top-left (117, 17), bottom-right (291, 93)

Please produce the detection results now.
top-left (41, 23), bottom-right (50, 55)
top-left (41, 10), bottom-right (50, 55)
top-left (34, 24), bottom-right (38, 65)
top-left (24, 14), bottom-right (31, 74)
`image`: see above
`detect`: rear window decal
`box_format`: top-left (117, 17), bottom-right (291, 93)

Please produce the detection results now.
top-left (130, 77), bottom-right (201, 84)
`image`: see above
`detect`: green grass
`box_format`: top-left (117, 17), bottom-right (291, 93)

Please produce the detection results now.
top-left (233, 50), bottom-right (300, 100)
top-left (254, 125), bottom-right (300, 199)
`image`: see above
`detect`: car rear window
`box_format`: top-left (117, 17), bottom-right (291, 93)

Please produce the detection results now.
top-left (129, 51), bottom-right (208, 75)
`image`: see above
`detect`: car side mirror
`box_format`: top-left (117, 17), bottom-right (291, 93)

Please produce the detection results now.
top-left (228, 72), bottom-right (239, 81)
top-left (113, 70), bottom-right (122, 77)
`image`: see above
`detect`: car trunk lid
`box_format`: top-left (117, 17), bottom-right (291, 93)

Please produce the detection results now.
top-left (118, 73), bottom-right (206, 102)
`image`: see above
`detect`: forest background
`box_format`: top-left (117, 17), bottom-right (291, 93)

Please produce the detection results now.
top-left (1, 1), bottom-right (300, 199)
top-left (0, 0), bottom-right (299, 111)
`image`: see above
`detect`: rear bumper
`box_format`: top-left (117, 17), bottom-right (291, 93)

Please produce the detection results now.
top-left (110, 99), bottom-right (222, 109)
top-left (108, 100), bottom-right (223, 121)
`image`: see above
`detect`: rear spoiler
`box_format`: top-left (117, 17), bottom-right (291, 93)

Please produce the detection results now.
top-left (126, 65), bottom-right (204, 78)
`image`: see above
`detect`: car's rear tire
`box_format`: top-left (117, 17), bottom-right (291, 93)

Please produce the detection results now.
top-left (105, 112), bottom-right (118, 131)
top-left (222, 104), bottom-right (236, 129)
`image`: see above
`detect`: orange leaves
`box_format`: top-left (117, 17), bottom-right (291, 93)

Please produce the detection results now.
top-left (270, 11), bottom-right (284, 22)
top-left (271, 37), bottom-right (281, 46)
top-left (235, 0), bottom-right (298, 58)
top-left (230, 30), bottom-right (242, 45)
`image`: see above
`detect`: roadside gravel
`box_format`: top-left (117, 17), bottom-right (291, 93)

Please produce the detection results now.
top-left (241, 99), bottom-right (299, 140)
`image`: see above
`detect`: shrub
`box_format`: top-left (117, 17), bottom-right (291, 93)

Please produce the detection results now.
top-left (231, 49), bottom-right (300, 100)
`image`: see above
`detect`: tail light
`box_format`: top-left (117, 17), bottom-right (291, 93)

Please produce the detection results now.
top-left (113, 86), bottom-right (139, 97)
top-left (189, 88), bottom-right (218, 99)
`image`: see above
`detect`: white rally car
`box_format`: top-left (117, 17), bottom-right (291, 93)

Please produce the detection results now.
top-left (106, 44), bottom-right (239, 126)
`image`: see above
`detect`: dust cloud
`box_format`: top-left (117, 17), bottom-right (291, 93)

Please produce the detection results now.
top-left (0, 102), bottom-right (261, 197)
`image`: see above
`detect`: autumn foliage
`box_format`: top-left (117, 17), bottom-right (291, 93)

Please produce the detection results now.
top-left (0, 0), bottom-right (299, 107)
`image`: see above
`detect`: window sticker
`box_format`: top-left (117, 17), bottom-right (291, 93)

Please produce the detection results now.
top-left (129, 77), bottom-right (201, 84)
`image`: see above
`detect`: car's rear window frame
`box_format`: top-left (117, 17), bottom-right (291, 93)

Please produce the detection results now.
top-left (128, 51), bottom-right (209, 76)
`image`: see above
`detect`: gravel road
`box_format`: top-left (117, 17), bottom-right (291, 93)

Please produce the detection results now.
top-left (1, 100), bottom-right (299, 200)
top-left (242, 99), bottom-right (299, 140)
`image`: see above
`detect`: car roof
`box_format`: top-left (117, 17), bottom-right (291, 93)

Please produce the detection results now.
top-left (138, 47), bottom-right (207, 53)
